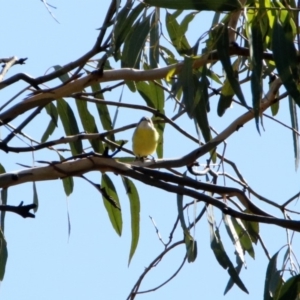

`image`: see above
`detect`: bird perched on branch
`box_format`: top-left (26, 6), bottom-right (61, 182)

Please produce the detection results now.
top-left (132, 117), bottom-right (159, 158)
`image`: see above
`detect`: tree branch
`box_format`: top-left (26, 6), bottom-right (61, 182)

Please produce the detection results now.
top-left (0, 202), bottom-right (36, 218)
top-left (0, 45), bottom-right (277, 124)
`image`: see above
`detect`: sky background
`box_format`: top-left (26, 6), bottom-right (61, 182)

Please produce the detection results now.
top-left (1, 1), bottom-right (300, 299)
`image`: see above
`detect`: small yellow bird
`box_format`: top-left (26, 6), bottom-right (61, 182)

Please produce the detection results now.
top-left (132, 117), bottom-right (159, 158)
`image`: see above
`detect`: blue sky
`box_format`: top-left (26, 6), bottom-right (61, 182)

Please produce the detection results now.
top-left (0, 1), bottom-right (300, 299)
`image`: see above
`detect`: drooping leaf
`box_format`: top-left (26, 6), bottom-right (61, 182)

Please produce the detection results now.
top-left (144, 0), bottom-right (241, 11)
top-left (288, 96), bottom-right (300, 170)
top-left (136, 80), bottom-right (164, 111)
top-left (122, 176), bottom-right (140, 265)
top-left (0, 164), bottom-right (5, 174)
top-left (270, 101), bottom-right (279, 116)
top-left (0, 188), bottom-right (7, 231)
top-left (272, 18), bottom-right (300, 106)
top-left (179, 12), bottom-right (197, 35)
top-left (206, 68), bottom-right (222, 84)
top-left (208, 212), bottom-right (229, 269)
top-left (57, 98), bottom-right (83, 155)
top-left (207, 208), bottom-right (248, 294)
top-left (32, 182), bottom-right (38, 213)
top-left (75, 99), bottom-right (102, 153)
top-left (177, 188), bottom-right (197, 263)
top-left (217, 59), bottom-right (239, 116)
top-left (150, 9), bottom-right (160, 69)
top-left (159, 45), bottom-right (178, 65)
top-left (58, 153), bottom-right (74, 196)
top-left (114, 2), bottom-right (145, 58)
top-left (185, 231), bottom-right (197, 263)
top-left (226, 259), bottom-right (249, 294)
top-left (241, 209), bottom-right (259, 244)
top-left (224, 260), bottom-right (243, 295)
top-left (178, 56), bottom-right (197, 118)
top-left (216, 24), bottom-right (246, 106)
top-left (217, 80), bottom-right (234, 117)
top-left (231, 217), bottom-right (255, 259)
top-left (264, 250), bottom-right (281, 299)
top-left (276, 274), bottom-right (300, 300)
top-left (154, 117), bottom-right (164, 159)
top-left (122, 15), bottom-right (151, 69)
top-left (165, 11), bottom-right (191, 55)
top-left (101, 174), bottom-right (122, 236)
top-left (0, 228), bottom-right (8, 281)
top-left (52, 65), bottom-right (70, 83)
top-left (177, 192), bottom-right (187, 230)
top-left (194, 70), bottom-right (211, 143)
top-left (41, 102), bottom-right (58, 143)
top-left (223, 215), bottom-right (246, 267)
top-left (250, 16), bottom-right (263, 133)
top-left (91, 83), bottom-right (114, 151)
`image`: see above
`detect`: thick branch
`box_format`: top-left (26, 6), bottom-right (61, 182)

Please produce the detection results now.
top-left (0, 155), bottom-right (299, 231)
top-left (0, 45), bottom-right (276, 125)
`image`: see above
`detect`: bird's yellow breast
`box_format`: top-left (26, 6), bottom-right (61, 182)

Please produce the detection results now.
top-left (132, 126), bottom-right (159, 157)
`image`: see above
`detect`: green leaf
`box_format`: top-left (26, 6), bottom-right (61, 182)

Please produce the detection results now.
top-left (58, 154), bottom-right (74, 196)
top-left (264, 250), bottom-right (281, 299)
top-left (226, 260), bottom-right (249, 294)
top-left (150, 9), bottom-right (160, 69)
top-left (206, 68), bottom-right (222, 84)
top-left (241, 209), bottom-right (259, 244)
top-left (57, 98), bottom-right (83, 155)
top-left (223, 214), bottom-right (245, 267)
top-left (272, 18), bottom-right (300, 106)
top-left (208, 222), bottom-right (229, 269)
top-left (207, 209), bottom-right (248, 294)
top-left (0, 164), bottom-right (5, 174)
top-left (224, 261), bottom-right (243, 295)
top-left (0, 228), bottom-right (8, 281)
top-left (159, 45), bottom-right (178, 65)
top-left (277, 274), bottom-right (300, 300)
top-left (179, 12), bottom-right (196, 35)
top-left (114, 2), bottom-right (145, 58)
top-left (194, 70), bottom-right (211, 142)
top-left (217, 58), bottom-right (239, 116)
top-left (144, 0), bottom-right (242, 11)
top-left (101, 174), bottom-right (122, 236)
top-left (75, 98), bottom-right (102, 153)
top-left (217, 81), bottom-right (234, 116)
top-left (216, 24), bottom-right (246, 106)
top-left (154, 117), bottom-right (164, 159)
top-left (177, 186), bottom-right (197, 263)
top-left (41, 103), bottom-right (58, 143)
top-left (270, 101), bottom-right (279, 116)
top-left (52, 65), bottom-right (70, 83)
top-left (165, 12), bottom-right (191, 55)
top-left (288, 96), bottom-right (300, 170)
top-left (185, 231), bottom-right (197, 263)
top-left (116, 157), bottom-right (135, 163)
top-left (121, 176), bottom-right (140, 265)
top-left (250, 17), bottom-right (263, 133)
top-left (32, 182), bottom-right (38, 213)
top-left (122, 15), bottom-right (151, 68)
top-left (125, 80), bottom-right (137, 92)
top-left (136, 80), bottom-right (164, 111)
top-left (177, 192), bottom-right (187, 230)
top-left (0, 188), bottom-right (7, 231)
top-left (231, 217), bottom-right (255, 259)
top-left (91, 83), bottom-right (114, 152)
top-left (178, 56), bottom-right (197, 118)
